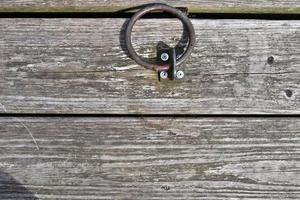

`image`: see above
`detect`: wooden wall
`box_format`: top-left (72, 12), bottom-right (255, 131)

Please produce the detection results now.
top-left (0, 1), bottom-right (299, 199)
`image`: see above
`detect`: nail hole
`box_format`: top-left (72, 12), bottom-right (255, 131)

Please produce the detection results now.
top-left (161, 185), bottom-right (171, 191)
top-left (267, 56), bottom-right (274, 64)
top-left (168, 131), bottom-right (176, 136)
top-left (285, 89), bottom-right (293, 98)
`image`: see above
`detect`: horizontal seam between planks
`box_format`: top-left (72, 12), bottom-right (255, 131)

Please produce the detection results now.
top-left (0, 113), bottom-right (300, 118)
top-left (0, 12), bottom-right (299, 20)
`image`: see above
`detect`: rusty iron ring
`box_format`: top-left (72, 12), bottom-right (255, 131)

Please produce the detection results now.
top-left (125, 4), bottom-right (196, 71)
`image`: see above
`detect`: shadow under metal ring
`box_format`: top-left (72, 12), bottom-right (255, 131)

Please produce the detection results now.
top-left (125, 3), bottom-right (196, 71)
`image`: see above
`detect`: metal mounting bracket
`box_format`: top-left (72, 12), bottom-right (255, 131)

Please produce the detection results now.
top-left (157, 48), bottom-right (185, 81)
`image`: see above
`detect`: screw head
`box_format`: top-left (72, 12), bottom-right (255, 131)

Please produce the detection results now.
top-left (176, 70), bottom-right (185, 79)
top-left (160, 53), bottom-right (169, 61)
top-left (160, 71), bottom-right (168, 79)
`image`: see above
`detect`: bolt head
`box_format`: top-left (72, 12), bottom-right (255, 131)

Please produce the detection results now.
top-left (176, 70), bottom-right (185, 79)
top-left (160, 71), bottom-right (168, 79)
top-left (160, 53), bottom-right (169, 61)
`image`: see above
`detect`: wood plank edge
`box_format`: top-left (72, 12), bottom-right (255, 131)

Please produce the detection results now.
top-left (0, 6), bottom-right (299, 14)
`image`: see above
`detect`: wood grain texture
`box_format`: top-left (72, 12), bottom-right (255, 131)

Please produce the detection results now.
top-left (0, 117), bottom-right (299, 199)
top-left (0, 0), bottom-right (299, 13)
top-left (1, 19), bottom-right (299, 114)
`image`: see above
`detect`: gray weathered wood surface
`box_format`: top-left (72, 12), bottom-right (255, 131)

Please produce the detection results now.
top-left (0, 19), bottom-right (299, 114)
top-left (1, 1), bottom-right (299, 199)
top-left (0, 0), bottom-right (299, 13)
top-left (0, 117), bottom-right (299, 199)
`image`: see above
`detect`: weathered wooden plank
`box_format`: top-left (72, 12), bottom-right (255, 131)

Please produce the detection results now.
top-left (0, 0), bottom-right (299, 13)
top-left (0, 117), bottom-right (299, 199)
top-left (0, 19), bottom-right (299, 114)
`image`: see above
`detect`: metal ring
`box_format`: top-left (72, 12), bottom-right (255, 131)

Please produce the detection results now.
top-left (125, 3), bottom-right (196, 71)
